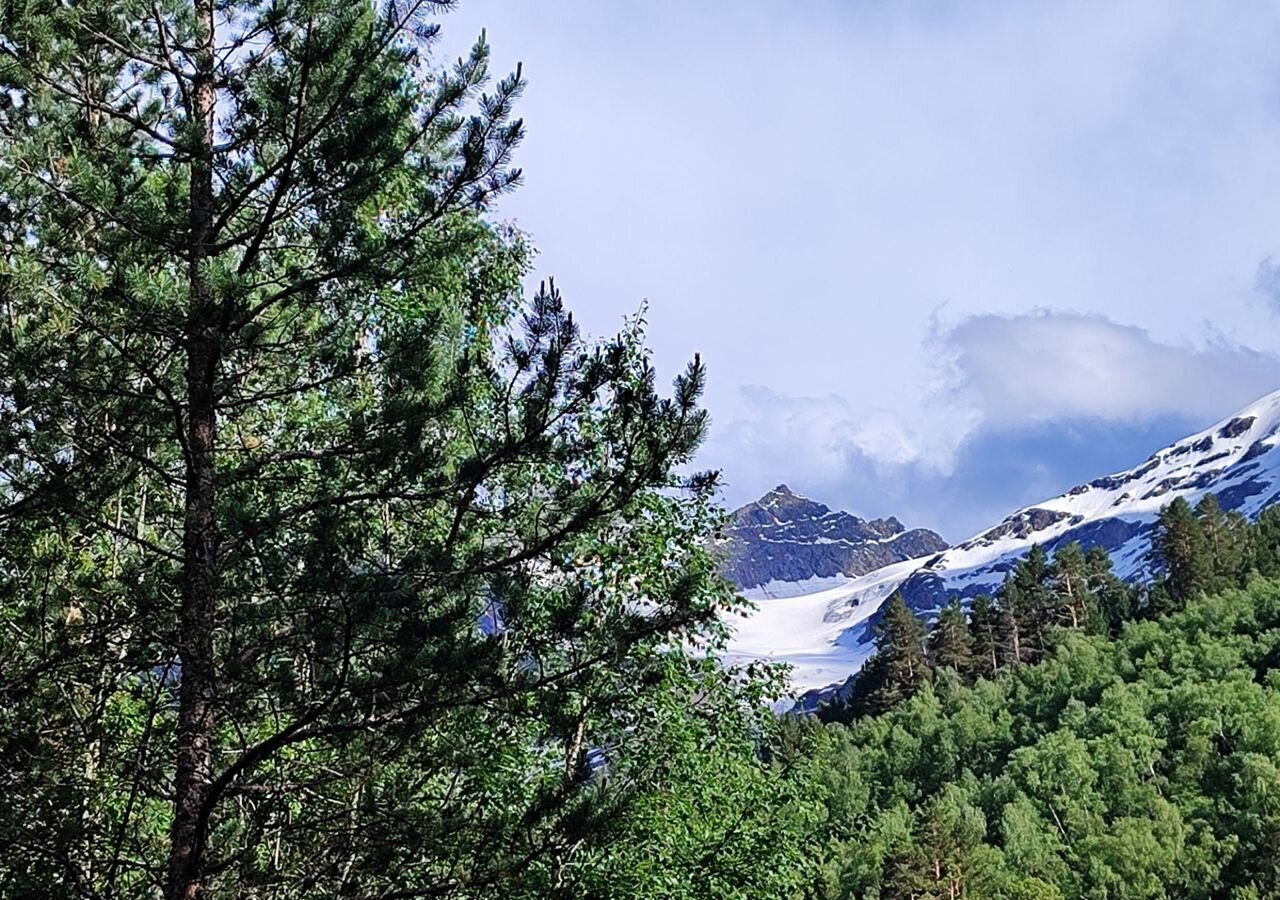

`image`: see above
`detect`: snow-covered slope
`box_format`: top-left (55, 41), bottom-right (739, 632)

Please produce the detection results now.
top-left (727, 388), bottom-right (1280, 693)
top-left (722, 557), bottom-right (923, 690)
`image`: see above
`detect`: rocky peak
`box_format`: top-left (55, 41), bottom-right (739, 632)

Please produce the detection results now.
top-left (866, 515), bottom-right (906, 539)
top-left (720, 487), bottom-right (947, 593)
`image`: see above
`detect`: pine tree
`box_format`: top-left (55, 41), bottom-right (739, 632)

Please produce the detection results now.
top-left (1050, 541), bottom-right (1094, 631)
top-left (1016, 544), bottom-right (1056, 660)
top-left (996, 575), bottom-right (1026, 668)
top-left (927, 598), bottom-right (974, 678)
top-left (915, 786), bottom-right (993, 900)
top-left (1086, 545), bottom-right (1133, 634)
top-left (1196, 493), bottom-right (1228, 577)
top-left (967, 594), bottom-right (1001, 679)
top-left (1195, 493), bottom-right (1252, 589)
top-left (839, 652), bottom-right (893, 721)
top-left (1254, 505), bottom-right (1280, 578)
top-left (863, 592), bottom-right (928, 714)
top-left (881, 787), bottom-right (992, 900)
top-left (1152, 496), bottom-right (1214, 608)
top-left (0, 4), bottom-right (745, 896)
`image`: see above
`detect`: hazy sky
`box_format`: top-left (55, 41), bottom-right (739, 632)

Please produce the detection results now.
top-left (440, 1), bottom-right (1280, 539)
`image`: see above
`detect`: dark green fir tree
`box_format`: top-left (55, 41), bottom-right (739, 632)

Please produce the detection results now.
top-left (1195, 493), bottom-right (1252, 590)
top-left (927, 598), bottom-right (974, 677)
top-left (1151, 496), bottom-right (1214, 609)
top-left (1086, 544), bottom-right (1134, 635)
top-left (1254, 504), bottom-right (1280, 578)
top-left (967, 594), bottom-right (1002, 679)
top-left (851, 592), bottom-right (929, 717)
top-left (1013, 544), bottom-right (1054, 660)
top-left (1050, 541), bottom-right (1095, 632)
top-left (996, 575), bottom-right (1027, 668)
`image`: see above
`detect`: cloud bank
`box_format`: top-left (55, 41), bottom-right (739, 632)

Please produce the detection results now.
top-left (940, 312), bottom-right (1280, 426)
top-left (706, 312), bottom-right (1280, 538)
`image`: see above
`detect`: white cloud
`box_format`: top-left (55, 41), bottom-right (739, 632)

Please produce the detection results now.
top-left (433, 2), bottom-right (1280, 531)
top-left (705, 312), bottom-right (1280, 524)
top-left (935, 311), bottom-right (1280, 426)
top-left (443, 0), bottom-right (1280, 424)
top-left (719, 386), bottom-right (976, 482)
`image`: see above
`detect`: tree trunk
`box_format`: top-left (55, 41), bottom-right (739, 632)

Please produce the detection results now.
top-left (167, 2), bottom-right (219, 896)
top-left (1063, 572), bottom-right (1079, 628)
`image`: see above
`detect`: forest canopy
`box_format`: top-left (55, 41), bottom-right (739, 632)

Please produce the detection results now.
top-left (799, 576), bottom-right (1280, 899)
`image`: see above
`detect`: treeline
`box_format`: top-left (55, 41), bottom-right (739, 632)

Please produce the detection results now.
top-left (826, 493), bottom-right (1280, 723)
top-left (775, 493), bottom-right (1280, 898)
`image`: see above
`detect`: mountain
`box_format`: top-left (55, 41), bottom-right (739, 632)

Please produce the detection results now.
top-left (721, 485), bottom-right (947, 597)
top-left (725, 388), bottom-right (1280, 694)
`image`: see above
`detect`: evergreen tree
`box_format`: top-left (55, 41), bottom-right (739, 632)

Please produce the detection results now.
top-left (927, 598), bottom-right (974, 678)
top-left (1050, 541), bottom-right (1095, 631)
top-left (1013, 544), bottom-right (1055, 660)
top-left (1254, 504), bottom-right (1280, 578)
top-left (1151, 496), bottom-right (1213, 608)
top-left (1086, 544), bottom-right (1133, 635)
top-left (836, 652), bottom-right (892, 721)
top-left (913, 786), bottom-right (995, 899)
top-left (967, 594), bottom-right (1001, 680)
top-left (996, 575), bottom-right (1027, 668)
top-left (0, 3), bottom-right (763, 896)
top-left (862, 592), bottom-right (928, 715)
top-left (1195, 493), bottom-right (1252, 589)
top-left (806, 578), bottom-right (1280, 899)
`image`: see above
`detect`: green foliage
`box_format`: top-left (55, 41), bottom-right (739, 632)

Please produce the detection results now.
top-left (840, 593), bottom-right (928, 720)
top-left (808, 578), bottom-right (1280, 898)
top-left (7, 2), bottom-right (1280, 893)
top-left (927, 599), bottom-right (973, 675)
top-left (1253, 505), bottom-right (1280, 578)
top-left (967, 594), bottom-right (1001, 681)
top-left (557, 676), bottom-right (824, 899)
top-left (1087, 545), bottom-right (1133, 635)
top-left (799, 492), bottom-right (1280, 895)
top-left (1196, 493), bottom-right (1254, 592)
top-left (1151, 496), bottom-right (1216, 607)
top-left (829, 539), bottom-right (1143, 729)
top-left (0, 1), bottom-right (799, 897)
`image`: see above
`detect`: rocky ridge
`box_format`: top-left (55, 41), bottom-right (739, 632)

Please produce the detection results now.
top-left (721, 485), bottom-right (947, 595)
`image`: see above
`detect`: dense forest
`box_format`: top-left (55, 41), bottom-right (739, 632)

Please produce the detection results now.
top-left (829, 493), bottom-right (1264, 723)
top-left (789, 496), bottom-right (1280, 898)
top-left (3, 1), bottom-right (1280, 898)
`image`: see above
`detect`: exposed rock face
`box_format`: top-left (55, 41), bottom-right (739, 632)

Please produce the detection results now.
top-left (1219, 416), bottom-right (1256, 439)
top-left (720, 485), bottom-right (947, 592)
top-left (960, 508), bottom-right (1079, 550)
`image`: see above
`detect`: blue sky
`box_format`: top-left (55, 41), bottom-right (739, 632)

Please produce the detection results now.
top-left (441, 1), bottom-right (1280, 539)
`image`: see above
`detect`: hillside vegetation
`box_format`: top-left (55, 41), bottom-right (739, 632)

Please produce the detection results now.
top-left (799, 578), bottom-right (1280, 898)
